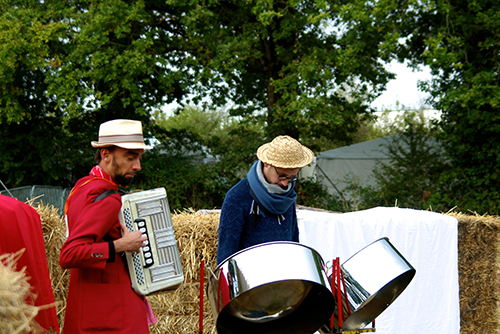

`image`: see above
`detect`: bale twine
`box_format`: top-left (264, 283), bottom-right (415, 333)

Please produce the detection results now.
top-left (448, 212), bottom-right (500, 334)
top-left (0, 250), bottom-right (42, 334)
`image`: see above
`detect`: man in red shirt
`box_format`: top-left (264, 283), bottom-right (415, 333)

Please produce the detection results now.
top-left (59, 119), bottom-right (155, 333)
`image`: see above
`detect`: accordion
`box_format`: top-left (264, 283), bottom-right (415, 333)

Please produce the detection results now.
top-left (118, 187), bottom-right (184, 295)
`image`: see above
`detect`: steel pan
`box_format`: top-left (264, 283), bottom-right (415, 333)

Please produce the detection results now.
top-left (207, 241), bottom-right (335, 334)
top-left (322, 237), bottom-right (416, 332)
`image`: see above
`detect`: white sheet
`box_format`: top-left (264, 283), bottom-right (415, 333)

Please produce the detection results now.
top-left (297, 206), bottom-right (460, 334)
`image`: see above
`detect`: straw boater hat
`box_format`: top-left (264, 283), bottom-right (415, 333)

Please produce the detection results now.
top-left (91, 119), bottom-right (151, 150)
top-left (257, 135), bottom-right (314, 169)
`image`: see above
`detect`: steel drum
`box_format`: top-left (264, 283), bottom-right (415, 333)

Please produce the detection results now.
top-left (321, 237), bottom-right (416, 332)
top-left (207, 241), bottom-right (335, 334)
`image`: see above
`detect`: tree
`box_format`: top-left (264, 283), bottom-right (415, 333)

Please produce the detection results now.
top-left (1, 0), bottom-right (431, 204)
top-left (0, 0), bottom-right (195, 187)
top-left (46, 0), bottom-right (191, 180)
top-left (139, 106), bottom-right (266, 209)
top-left (49, 0), bottom-right (193, 118)
top-left (400, 0), bottom-right (500, 214)
top-left (0, 1), bottom-right (75, 187)
top-left (365, 111), bottom-right (450, 211)
top-left (165, 0), bottom-right (416, 146)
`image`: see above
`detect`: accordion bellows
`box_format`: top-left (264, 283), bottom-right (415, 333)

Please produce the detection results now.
top-left (119, 188), bottom-right (184, 295)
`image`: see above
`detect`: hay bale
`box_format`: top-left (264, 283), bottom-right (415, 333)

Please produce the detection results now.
top-left (0, 250), bottom-right (42, 334)
top-left (148, 210), bottom-right (219, 334)
top-left (35, 202), bottom-right (70, 329)
top-left (36, 205), bottom-right (219, 333)
top-left (36, 201), bottom-right (500, 334)
top-left (448, 212), bottom-right (500, 334)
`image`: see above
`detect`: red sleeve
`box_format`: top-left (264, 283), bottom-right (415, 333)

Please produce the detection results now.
top-left (59, 180), bottom-right (122, 270)
top-left (0, 195), bottom-right (60, 333)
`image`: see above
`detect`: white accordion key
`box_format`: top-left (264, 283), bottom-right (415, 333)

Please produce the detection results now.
top-left (118, 187), bottom-right (184, 295)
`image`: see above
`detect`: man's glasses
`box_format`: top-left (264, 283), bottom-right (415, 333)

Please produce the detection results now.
top-left (274, 166), bottom-right (298, 182)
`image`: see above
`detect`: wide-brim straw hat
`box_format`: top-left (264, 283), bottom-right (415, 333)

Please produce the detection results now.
top-left (91, 119), bottom-right (152, 150)
top-left (257, 135), bottom-right (314, 169)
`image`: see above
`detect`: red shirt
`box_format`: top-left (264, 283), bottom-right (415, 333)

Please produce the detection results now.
top-left (59, 174), bottom-right (149, 334)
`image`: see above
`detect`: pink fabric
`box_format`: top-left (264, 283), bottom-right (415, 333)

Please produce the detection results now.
top-left (143, 297), bottom-right (158, 325)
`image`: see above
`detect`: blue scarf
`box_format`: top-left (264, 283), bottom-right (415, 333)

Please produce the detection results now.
top-left (247, 161), bottom-right (297, 215)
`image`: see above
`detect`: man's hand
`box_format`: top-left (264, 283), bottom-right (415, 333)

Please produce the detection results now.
top-left (114, 224), bottom-right (148, 253)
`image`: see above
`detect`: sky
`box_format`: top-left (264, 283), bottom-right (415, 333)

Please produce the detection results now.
top-left (371, 60), bottom-right (433, 111)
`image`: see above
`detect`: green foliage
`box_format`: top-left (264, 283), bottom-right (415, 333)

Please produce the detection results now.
top-left (1, 0), bottom-right (498, 215)
top-left (137, 107), bottom-right (267, 209)
top-left (166, 0), bottom-right (411, 143)
top-left (328, 110), bottom-right (451, 212)
top-left (368, 130), bottom-right (449, 211)
top-left (353, 106), bottom-right (440, 141)
top-left (296, 177), bottom-right (347, 212)
top-left (155, 106), bottom-right (226, 143)
top-left (154, 106), bottom-right (266, 182)
top-left (296, 178), bottom-right (330, 209)
top-left (49, 0), bottom-right (183, 117)
top-left (399, 0), bottom-right (500, 214)
top-left (133, 130), bottom-right (228, 210)
top-left (0, 0), bottom-right (187, 188)
top-left (0, 0), bottom-right (68, 124)
top-left (0, 1), bottom-right (78, 187)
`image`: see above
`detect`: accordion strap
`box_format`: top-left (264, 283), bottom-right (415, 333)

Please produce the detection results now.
top-left (94, 189), bottom-right (122, 203)
top-left (93, 188), bottom-right (123, 242)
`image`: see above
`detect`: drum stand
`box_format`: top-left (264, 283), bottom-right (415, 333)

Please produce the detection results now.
top-left (333, 325), bottom-right (376, 334)
top-left (321, 258), bottom-right (376, 334)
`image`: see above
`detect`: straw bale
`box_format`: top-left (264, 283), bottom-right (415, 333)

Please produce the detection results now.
top-left (34, 202), bottom-right (70, 328)
top-left (447, 212), bottom-right (500, 334)
top-left (35, 200), bottom-right (500, 334)
top-left (148, 210), bottom-right (219, 334)
top-left (36, 204), bottom-right (220, 333)
top-left (171, 210), bottom-right (220, 282)
top-left (148, 282), bottom-right (200, 315)
top-left (0, 250), bottom-right (42, 334)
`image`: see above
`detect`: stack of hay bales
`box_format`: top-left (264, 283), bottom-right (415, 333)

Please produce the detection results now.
top-left (37, 203), bottom-right (220, 334)
top-left (0, 250), bottom-right (42, 334)
top-left (35, 202), bottom-right (500, 334)
top-left (448, 212), bottom-right (500, 334)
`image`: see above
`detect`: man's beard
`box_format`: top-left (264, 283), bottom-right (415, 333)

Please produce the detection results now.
top-left (111, 160), bottom-right (135, 186)
top-left (114, 173), bottom-right (134, 186)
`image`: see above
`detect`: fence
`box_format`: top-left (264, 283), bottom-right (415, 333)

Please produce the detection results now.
top-left (0, 185), bottom-right (71, 216)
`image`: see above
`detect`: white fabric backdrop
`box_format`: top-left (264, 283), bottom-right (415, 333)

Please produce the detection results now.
top-left (297, 206), bottom-right (460, 334)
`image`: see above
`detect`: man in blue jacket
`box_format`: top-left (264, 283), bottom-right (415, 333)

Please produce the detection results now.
top-left (217, 135), bottom-right (314, 265)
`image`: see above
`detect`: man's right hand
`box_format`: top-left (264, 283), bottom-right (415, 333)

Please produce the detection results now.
top-left (114, 225), bottom-right (148, 253)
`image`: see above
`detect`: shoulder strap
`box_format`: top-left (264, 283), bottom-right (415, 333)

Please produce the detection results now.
top-left (93, 189), bottom-right (122, 245)
top-left (93, 189), bottom-right (121, 203)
